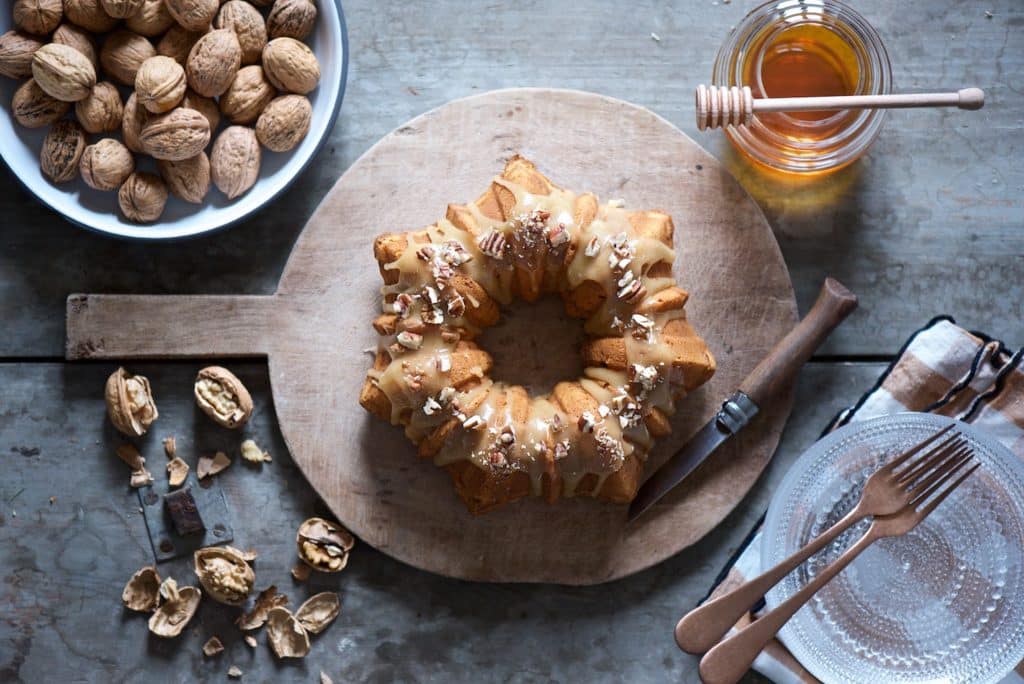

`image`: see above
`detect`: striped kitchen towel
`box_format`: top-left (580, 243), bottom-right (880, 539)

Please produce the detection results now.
top-left (703, 316), bottom-right (1024, 683)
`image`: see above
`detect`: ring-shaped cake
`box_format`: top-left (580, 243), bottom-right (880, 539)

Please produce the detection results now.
top-left (359, 157), bottom-right (716, 513)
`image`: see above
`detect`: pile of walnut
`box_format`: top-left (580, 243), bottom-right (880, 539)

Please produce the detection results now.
top-left (0, 0), bottom-right (320, 222)
top-left (123, 546), bottom-right (342, 663)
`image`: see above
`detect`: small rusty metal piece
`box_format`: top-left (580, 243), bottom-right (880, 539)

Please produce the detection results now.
top-left (164, 487), bottom-right (205, 536)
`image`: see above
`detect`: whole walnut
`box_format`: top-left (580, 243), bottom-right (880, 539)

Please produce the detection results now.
top-left (100, 30), bottom-right (157, 86)
top-left (125, 0), bottom-right (175, 37)
top-left (214, 1), bottom-right (267, 65)
top-left (64, 0), bottom-right (118, 33)
top-left (181, 88), bottom-right (219, 131)
top-left (266, 0), bottom-right (316, 41)
top-left (186, 29), bottom-right (241, 97)
top-left (80, 138), bottom-right (134, 191)
top-left (12, 78), bottom-right (70, 128)
top-left (32, 43), bottom-right (96, 102)
top-left (74, 81), bottom-right (123, 133)
top-left (118, 172), bottom-right (167, 222)
top-left (52, 23), bottom-right (97, 68)
top-left (158, 152), bottom-right (210, 203)
top-left (135, 55), bottom-right (186, 113)
top-left (140, 107), bottom-right (211, 160)
top-left (121, 92), bottom-right (149, 153)
top-left (255, 94), bottom-right (311, 152)
top-left (13, 0), bottom-right (63, 36)
top-left (105, 367), bottom-right (158, 435)
top-left (99, 0), bottom-right (143, 18)
top-left (219, 65), bottom-right (274, 124)
top-left (210, 125), bottom-right (260, 199)
top-left (164, 0), bottom-right (218, 32)
top-left (261, 37), bottom-right (319, 94)
top-left (40, 119), bottom-right (87, 183)
top-left (157, 26), bottom-right (201, 66)
top-left (0, 30), bottom-right (44, 79)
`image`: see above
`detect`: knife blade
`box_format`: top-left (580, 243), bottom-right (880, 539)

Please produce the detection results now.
top-left (628, 278), bottom-right (858, 522)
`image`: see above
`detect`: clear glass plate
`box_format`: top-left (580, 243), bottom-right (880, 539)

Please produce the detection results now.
top-left (763, 413), bottom-right (1024, 684)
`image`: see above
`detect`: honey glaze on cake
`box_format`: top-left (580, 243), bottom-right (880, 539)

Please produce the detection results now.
top-left (360, 157), bottom-right (716, 513)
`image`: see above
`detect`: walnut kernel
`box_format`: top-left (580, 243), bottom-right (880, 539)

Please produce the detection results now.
top-left (193, 546), bottom-right (255, 605)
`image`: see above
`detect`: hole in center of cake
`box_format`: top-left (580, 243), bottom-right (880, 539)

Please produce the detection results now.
top-left (475, 295), bottom-right (586, 395)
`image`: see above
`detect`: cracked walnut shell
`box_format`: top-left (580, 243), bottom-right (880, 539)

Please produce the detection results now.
top-left (74, 82), bottom-right (123, 134)
top-left (135, 56), bottom-right (187, 113)
top-left (140, 107), bottom-right (211, 161)
top-left (194, 366), bottom-right (253, 428)
top-left (0, 30), bottom-right (44, 79)
top-left (118, 171), bottom-right (168, 223)
top-left (80, 138), bottom-right (134, 191)
top-left (261, 37), bottom-right (319, 94)
top-left (31, 43), bottom-right (96, 102)
top-left (236, 585), bottom-right (288, 631)
top-left (266, 607), bottom-right (310, 659)
top-left (296, 518), bottom-right (355, 573)
top-left (295, 592), bottom-right (340, 635)
top-left (12, 78), bottom-right (70, 129)
top-left (40, 119), bottom-right (86, 184)
top-left (106, 367), bottom-right (158, 436)
top-left (122, 565), bottom-right (161, 612)
top-left (193, 546), bottom-right (255, 605)
top-left (148, 578), bottom-right (201, 638)
top-left (210, 126), bottom-right (260, 200)
top-left (186, 28), bottom-right (241, 97)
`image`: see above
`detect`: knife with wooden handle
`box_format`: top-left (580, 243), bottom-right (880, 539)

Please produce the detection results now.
top-left (627, 278), bottom-right (858, 522)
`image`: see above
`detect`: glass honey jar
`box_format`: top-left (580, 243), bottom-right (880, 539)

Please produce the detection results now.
top-left (712, 0), bottom-right (892, 175)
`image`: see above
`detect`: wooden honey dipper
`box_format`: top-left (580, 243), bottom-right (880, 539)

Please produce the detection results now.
top-left (695, 84), bottom-right (985, 130)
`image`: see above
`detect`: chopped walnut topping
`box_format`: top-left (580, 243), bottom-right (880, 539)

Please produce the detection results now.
top-left (516, 209), bottom-right (550, 237)
top-left (440, 329), bottom-right (460, 343)
top-left (416, 245), bottom-right (435, 261)
top-left (446, 293), bottom-right (466, 317)
top-left (549, 413), bottom-right (564, 433)
top-left (584, 236), bottom-right (602, 257)
top-left (546, 222), bottom-right (570, 248)
top-left (597, 404), bottom-right (610, 418)
top-left (595, 428), bottom-right (625, 468)
top-left (462, 415), bottom-right (484, 430)
top-left (422, 397), bottom-right (442, 416)
top-left (438, 386), bottom-right (456, 404)
top-left (487, 451), bottom-right (507, 467)
top-left (554, 440), bottom-right (570, 460)
top-left (497, 426), bottom-right (515, 446)
top-left (630, 364), bottom-right (660, 393)
top-left (422, 305), bottom-right (445, 325)
top-left (436, 350), bottom-right (451, 372)
top-left (439, 240), bottom-right (472, 266)
top-left (618, 279), bottom-right (646, 303)
top-left (578, 411), bottom-right (597, 433)
top-left (610, 316), bottom-right (626, 333)
top-left (631, 313), bottom-right (655, 340)
top-left (617, 270), bottom-right (635, 288)
top-left (422, 286), bottom-right (440, 304)
top-left (477, 230), bottom-right (507, 259)
top-left (607, 198), bottom-right (626, 208)
top-left (396, 331), bottom-right (423, 350)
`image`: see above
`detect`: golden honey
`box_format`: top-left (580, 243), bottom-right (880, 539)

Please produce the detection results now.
top-left (713, 0), bottom-right (891, 175)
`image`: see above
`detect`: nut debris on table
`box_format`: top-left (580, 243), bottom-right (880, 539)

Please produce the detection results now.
top-left (105, 367), bottom-right (158, 436)
top-left (193, 545), bottom-right (255, 605)
top-left (296, 517), bottom-right (355, 573)
top-left (240, 438), bottom-right (271, 463)
top-left (197, 450), bottom-right (231, 479)
top-left (236, 584), bottom-right (287, 630)
top-left (148, 577), bottom-right (200, 638)
top-left (202, 635), bottom-right (224, 657)
top-left (121, 565), bottom-right (161, 612)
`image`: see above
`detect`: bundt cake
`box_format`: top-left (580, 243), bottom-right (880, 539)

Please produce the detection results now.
top-left (359, 156), bottom-right (716, 514)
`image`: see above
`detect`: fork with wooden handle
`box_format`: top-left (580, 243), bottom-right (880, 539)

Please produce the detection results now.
top-left (696, 434), bottom-right (979, 684)
top-left (676, 424), bottom-right (966, 654)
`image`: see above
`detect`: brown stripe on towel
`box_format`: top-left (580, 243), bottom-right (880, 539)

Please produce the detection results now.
top-left (882, 354), bottom-right (955, 410)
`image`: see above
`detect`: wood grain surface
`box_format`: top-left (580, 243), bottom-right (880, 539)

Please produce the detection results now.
top-left (66, 88), bottom-right (798, 584)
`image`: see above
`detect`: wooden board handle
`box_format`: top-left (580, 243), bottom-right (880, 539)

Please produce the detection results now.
top-left (737, 278), bottom-right (857, 405)
top-left (66, 294), bottom-right (276, 360)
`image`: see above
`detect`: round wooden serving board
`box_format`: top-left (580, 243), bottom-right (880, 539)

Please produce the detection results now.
top-left (66, 89), bottom-right (797, 584)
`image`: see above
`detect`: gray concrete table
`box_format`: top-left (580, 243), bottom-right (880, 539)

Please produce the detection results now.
top-left (1, 1), bottom-right (1021, 682)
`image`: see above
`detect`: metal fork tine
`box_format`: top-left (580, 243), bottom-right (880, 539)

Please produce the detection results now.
top-left (915, 462), bottom-right (980, 518)
top-left (910, 452), bottom-right (976, 508)
top-left (895, 435), bottom-right (967, 485)
top-left (881, 424), bottom-right (956, 473)
top-left (905, 446), bottom-right (973, 496)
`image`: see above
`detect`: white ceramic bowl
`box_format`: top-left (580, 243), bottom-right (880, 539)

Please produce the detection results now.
top-left (0, 1), bottom-right (347, 240)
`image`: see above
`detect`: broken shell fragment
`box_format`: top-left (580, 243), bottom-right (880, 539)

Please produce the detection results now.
top-left (244, 635), bottom-right (257, 648)
top-left (290, 562), bottom-right (311, 582)
top-left (265, 606), bottom-right (310, 659)
top-left (116, 443), bottom-right (145, 470)
top-left (296, 517), bottom-right (355, 573)
top-left (236, 584), bottom-right (287, 630)
top-left (106, 367), bottom-right (159, 436)
top-left (295, 592), bottom-right (340, 635)
top-left (122, 565), bottom-right (161, 612)
top-left (148, 581), bottom-right (201, 638)
top-left (197, 451), bottom-right (231, 479)
top-left (163, 435), bottom-right (176, 458)
top-left (202, 636), bottom-right (224, 656)
top-left (227, 665), bottom-right (243, 678)
top-left (240, 438), bottom-right (271, 463)
top-left (321, 673), bottom-right (334, 684)
top-left (130, 468), bottom-right (154, 488)
top-left (167, 456), bottom-right (189, 487)
top-left (194, 366), bottom-right (253, 429)
top-left (193, 546), bottom-right (255, 605)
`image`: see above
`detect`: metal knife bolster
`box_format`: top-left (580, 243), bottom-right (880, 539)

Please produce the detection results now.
top-left (714, 391), bottom-right (759, 435)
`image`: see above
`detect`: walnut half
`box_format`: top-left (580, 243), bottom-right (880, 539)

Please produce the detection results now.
top-left (295, 518), bottom-right (355, 573)
top-left (105, 367), bottom-right (158, 436)
top-left (193, 546), bottom-right (255, 605)
top-left (194, 366), bottom-right (253, 429)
